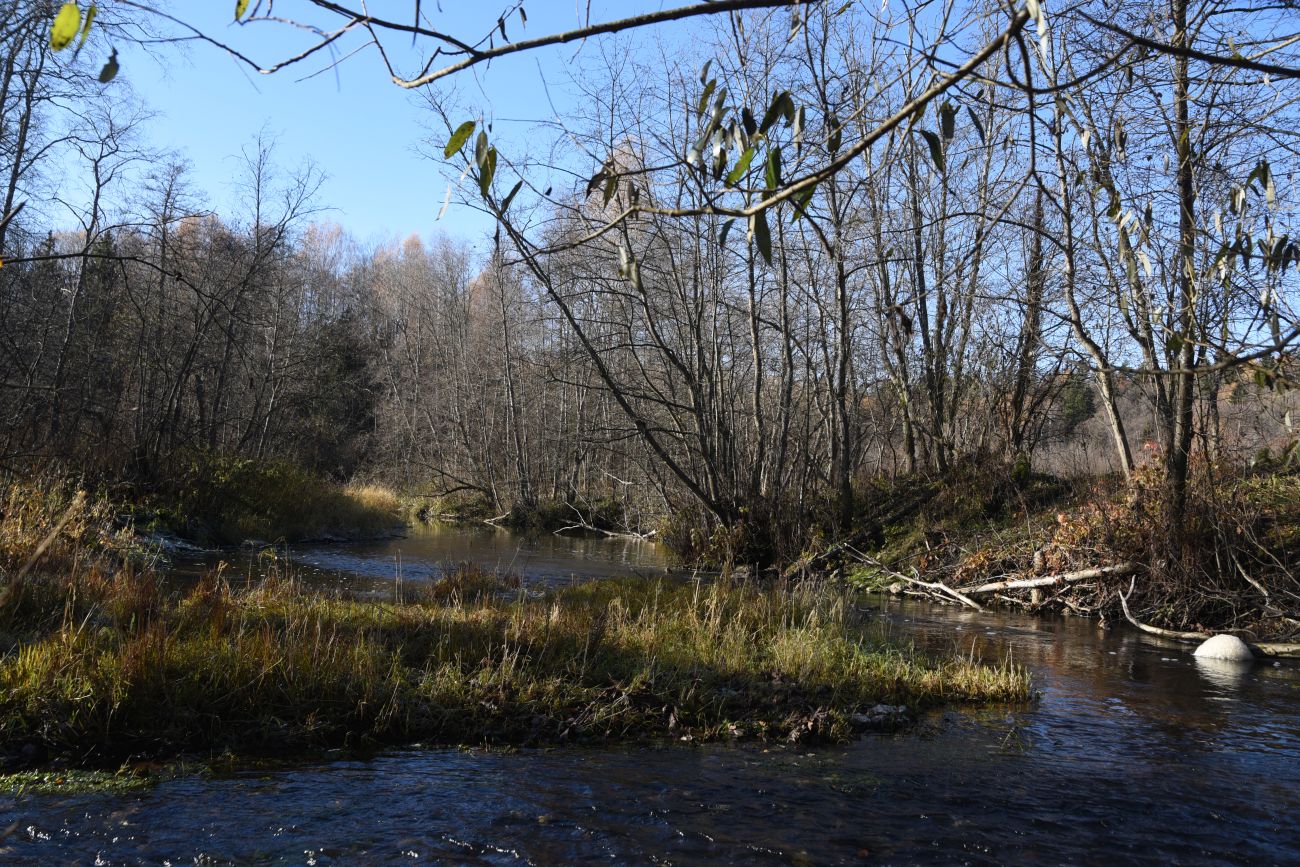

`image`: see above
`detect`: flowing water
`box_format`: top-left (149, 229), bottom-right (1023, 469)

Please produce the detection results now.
top-left (2, 527), bottom-right (1298, 865)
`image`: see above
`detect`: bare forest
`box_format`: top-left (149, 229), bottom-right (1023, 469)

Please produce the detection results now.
top-left (2, 0), bottom-right (1300, 629)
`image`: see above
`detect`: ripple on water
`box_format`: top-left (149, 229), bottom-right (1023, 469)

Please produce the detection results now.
top-left (4, 538), bottom-right (1300, 865)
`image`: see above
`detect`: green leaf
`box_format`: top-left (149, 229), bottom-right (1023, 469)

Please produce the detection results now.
top-left (500, 179), bottom-right (524, 213)
top-left (235, 0), bottom-right (250, 20)
top-left (474, 130), bottom-right (489, 168)
top-left (790, 184), bottom-right (816, 221)
top-left (918, 129), bottom-right (945, 173)
top-left (50, 2), bottom-right (81, 51)
top-left (750, 209), bottom-right (772, 264)
top-left (478, 147), bottom-right (497, 198)
top-left (719, 218), bottom-right (735, 248)
top-left (603, 174), bottom-right (618, 206)
top-left (79, 5), bottom-right (96, 48)
top-left (966, 106), bottom-right (985, 145)
top-left (697, 79), bottom-right (717, 118)
top-left (444, 121), bottom-right (476, 158)
top-left (98, 48), bottom-right (118, 83)
top-left (764, 146), bottom-right (782, 191)
top-left (724, 147), bottom-right (755, 187)
top-left (828, 114), bottom-right (842, 154)
top-left (760, 91), bottom-right (791, 135)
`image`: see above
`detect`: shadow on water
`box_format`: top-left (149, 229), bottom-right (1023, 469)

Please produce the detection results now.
top-left (3, 527), bottom-right (1298, 865)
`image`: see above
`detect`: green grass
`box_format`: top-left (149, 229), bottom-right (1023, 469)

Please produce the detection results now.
top-left (0, 568), bottom-right (1030, 766)
top-left (1, 768), bottom-right (163, 796)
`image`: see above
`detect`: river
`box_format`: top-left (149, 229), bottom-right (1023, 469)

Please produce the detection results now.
top-left (2, 525), bottom-right (1297, 865)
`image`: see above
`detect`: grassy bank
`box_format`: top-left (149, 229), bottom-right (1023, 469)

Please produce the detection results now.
top-left (0, 462), bottom-right (406, 557)
top-left (0, 566), bottom-right (1029, 767)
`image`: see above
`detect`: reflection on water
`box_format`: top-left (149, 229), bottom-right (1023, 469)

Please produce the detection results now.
top-left (3, 530), bottom-right (1298, 865)
top-left (173, 521), bottom-right (669, 594)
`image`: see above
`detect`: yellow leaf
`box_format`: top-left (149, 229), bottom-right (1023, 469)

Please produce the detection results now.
top-left (235, 0), bottom-right (250, 21)
top-left (79, 5), bottom-right (96, 48)
top-left (50, 2), bottom-right (81, 51)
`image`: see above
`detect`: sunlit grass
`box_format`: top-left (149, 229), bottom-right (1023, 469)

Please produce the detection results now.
top-left (0, 569), bottom-right (1030, 765)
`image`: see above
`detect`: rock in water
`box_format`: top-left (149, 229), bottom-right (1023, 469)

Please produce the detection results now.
top-left (1193, 634), bottom-right (1255, 662)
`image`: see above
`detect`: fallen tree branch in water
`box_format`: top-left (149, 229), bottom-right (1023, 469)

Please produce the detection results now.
top-left (1119, 579), bottom-right (1300, 657)
top-left (847, 550), bottom-right (983, 611)
top-left (1118, 578), bottom-right (1208, 642)
top-left (555, 503), bottom-right (658, 540)
top-left (957, 563), bottom-right (1138, 596)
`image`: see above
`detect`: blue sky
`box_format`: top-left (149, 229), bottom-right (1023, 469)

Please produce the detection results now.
top-left (120, 2), bottom-right (658, 248)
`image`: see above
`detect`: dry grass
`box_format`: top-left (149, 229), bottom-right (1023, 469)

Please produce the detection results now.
top-left (0, 567), bottom-right (1030, 766)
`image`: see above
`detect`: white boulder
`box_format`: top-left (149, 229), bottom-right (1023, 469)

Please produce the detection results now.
top-left (1192, 634), bottom-right (1255, 662)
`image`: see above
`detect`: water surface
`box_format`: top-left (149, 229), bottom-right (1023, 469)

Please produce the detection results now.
top-left (3, 528), bottom-right (1298, 865)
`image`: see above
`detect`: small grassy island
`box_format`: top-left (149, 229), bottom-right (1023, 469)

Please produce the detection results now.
top-left (0, 566), bottom-right (1028, 769)
top-left (0, 480), bottom-right (1028, 772)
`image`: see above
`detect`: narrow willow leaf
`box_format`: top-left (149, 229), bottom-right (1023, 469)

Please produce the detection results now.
top-left (79, 5), bottom-right (96, 48)
top-left (919, 129), bottom-right (945, 173)
top-left (50, 2), bottom-right (81, 51)
top-left (478, 147), bottom-right (497, 198)
top-left (828, 114), bottom-right (842, 154)
top-left (719, 218), bottom-right (735, 248)
top-left (790, 184), bottom-right (816, 222)
top-left (764, 146), bottom-right (782, 191)
top-left (98, 49), bottom-right (118, 82)
top-left (500, 179), bottom-right (524, 213)
top-left (724, 147), bottom-right (755, 187)
top-left (520, 7), bottom-right (527, 26)
top-left (475, 130), bottom-right (489, 168)
top-left (697, 79), bottom-right (717, 118)
top-left (750, 209), bottom-right (772, 264)
top-left (603, 174), bottom-right (618, 206)
top-left (760, 91), bottom-right (790, 135)
top-left (966, 107), bottom-right (985, 145)
top-left (236, 0), bottom-right (250, 20)
top-left (436, 184), bottom-right (452, 220)
top-left (444, 121), bottom-right (476, 158)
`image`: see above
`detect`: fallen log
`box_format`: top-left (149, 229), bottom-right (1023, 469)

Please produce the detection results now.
top-left (1249, 642), bottom-right (1300, 658)
top-left (1119, 578), bottom-right (1300, 657)
top-left (957, 563), bottom-right (1138, 596)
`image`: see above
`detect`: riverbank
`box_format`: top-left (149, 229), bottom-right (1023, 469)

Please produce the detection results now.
top-left (831, 461), bottom-right (1300, 644)
top-left (0, 562), bottom-right (1029, 768)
